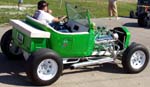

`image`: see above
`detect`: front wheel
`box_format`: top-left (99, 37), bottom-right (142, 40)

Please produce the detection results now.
top-left (122, 43), bottom-right (149, 73)
top-left (26, 48), bottom-right (63, 86)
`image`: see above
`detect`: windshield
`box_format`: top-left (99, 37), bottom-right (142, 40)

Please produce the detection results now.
top-left (65, 3), bottom-right (90, 27)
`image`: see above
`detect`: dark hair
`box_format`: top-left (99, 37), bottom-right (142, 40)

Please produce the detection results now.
top-left (38, 0), bottom-right (48, 10)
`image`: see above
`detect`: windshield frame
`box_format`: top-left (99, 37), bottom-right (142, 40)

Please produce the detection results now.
top-left (65, 3), bottom-right (91, 28)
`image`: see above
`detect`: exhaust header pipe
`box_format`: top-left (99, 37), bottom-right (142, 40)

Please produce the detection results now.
top-left (71, 57), bottom-right (114, 69)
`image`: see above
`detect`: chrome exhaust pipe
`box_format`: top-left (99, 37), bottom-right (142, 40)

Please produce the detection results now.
top-left (71, 57), bottom-right (114, 69)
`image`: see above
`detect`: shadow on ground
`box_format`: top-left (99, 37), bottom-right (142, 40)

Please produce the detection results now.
top-left (123, 22), bottom-right (139, 27)
top-left (0, 52), bottom-right (126, 86)
top-left (63, 62), bottom-right (125, 75)
top-left (0, 53), bottom-right (32, 86)
top-left (123, 22), bottom-right (150, 29)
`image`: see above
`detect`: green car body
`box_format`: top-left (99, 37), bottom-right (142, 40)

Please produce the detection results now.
top-left (11, 3), bottom-right (131, 58)
top-left (12, 17), bottom-right (95, 58)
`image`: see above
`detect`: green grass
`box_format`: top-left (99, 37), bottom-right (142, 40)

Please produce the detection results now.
top-left (0, 0), bottom-right (136, 24)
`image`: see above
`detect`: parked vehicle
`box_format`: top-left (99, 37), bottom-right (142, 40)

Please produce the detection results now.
top-left (130, 0), bottom-right (150, 27)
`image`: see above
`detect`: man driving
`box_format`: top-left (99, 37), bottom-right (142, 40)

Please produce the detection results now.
top-left (33, 0), bottom-right (66, 27)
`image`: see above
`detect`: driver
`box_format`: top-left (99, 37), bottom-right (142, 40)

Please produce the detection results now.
top-left (33, 0), bottom-right (66, 29)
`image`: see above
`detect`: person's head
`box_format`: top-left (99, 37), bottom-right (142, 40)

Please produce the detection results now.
top-left (37, 0), bottom-right (49, 11)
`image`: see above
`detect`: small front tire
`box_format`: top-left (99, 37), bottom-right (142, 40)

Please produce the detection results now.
top-left (122, 43), bottom-right (149, 73)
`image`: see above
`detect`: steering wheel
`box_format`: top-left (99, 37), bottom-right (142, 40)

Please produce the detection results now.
top-left (56, 16), bottom-right (72, 32)
top-left (59, 16), bottom-right (68, 24)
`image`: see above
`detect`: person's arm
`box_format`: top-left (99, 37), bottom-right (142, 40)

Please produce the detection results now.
top-left (53, 16), bottom-right (67, 22)
top-left (59, 16), bottom-right (67, 21)
top-left (47, 9), bottom-right (52, 14)
top-left (46, 12), bottom-right (66, 23)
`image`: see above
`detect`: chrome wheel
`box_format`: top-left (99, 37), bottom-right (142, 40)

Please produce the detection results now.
top-left (122, 43), bottom-right (149, 73)
top-left (37, 59), bottom-right (58, 81)
top-left (130, 50), bottom-right (146, 70)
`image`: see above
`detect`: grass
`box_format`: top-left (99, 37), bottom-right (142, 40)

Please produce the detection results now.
top-left (0, 0), bottom-right (136, 24)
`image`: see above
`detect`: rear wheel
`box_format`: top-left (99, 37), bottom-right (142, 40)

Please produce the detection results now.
top-left (0, 29), bottom-right (23, 59)
top-left (26, 48), bottom-right (63, 86)
top-left (122, 43), bottom-right (149, 73)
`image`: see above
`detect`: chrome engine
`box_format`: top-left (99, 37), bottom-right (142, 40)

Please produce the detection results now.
top-left (94, 27), bottom-right (120, 57)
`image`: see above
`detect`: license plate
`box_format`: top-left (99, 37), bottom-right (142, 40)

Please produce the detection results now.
top-left (17, 33), bottom-right (24, 44)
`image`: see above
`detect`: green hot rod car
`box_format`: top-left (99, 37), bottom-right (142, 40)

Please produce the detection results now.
top-left (0, 3), bottom-right (149, 86)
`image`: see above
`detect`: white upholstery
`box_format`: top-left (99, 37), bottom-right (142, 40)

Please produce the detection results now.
top-left (10, 19), bottom-right (50, 38)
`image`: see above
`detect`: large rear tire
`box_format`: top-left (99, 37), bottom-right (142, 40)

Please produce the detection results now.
top-left (0, 29), bottom-right (23, 60)
top-left (122, 43), bottom-right (149, 73)
top-left (26, 48), bottom-right (63, 86)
